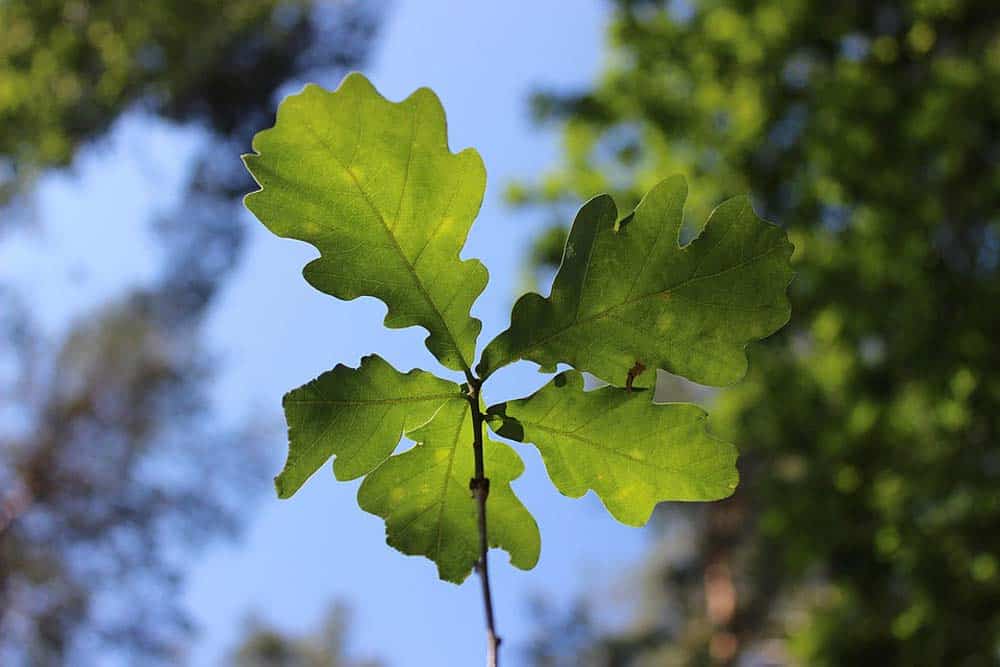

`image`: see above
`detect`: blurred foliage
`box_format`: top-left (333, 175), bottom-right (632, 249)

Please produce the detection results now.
top-left (0, 1), bottom-right (380, 664)
top-left (0, 290), bottom-right (261, 663)
top-left (519, 0), bottom-right (1000, 664)
top-left (228, 603), bottom-right (382, 667)
top-left (0, 0), bottom-right (376, 210)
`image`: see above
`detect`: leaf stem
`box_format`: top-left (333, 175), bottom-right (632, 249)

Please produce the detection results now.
top-left (465, 372), bottom-right (500, 667)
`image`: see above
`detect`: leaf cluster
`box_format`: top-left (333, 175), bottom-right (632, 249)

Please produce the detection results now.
top-left (243, 73), bottom-right (792, 581)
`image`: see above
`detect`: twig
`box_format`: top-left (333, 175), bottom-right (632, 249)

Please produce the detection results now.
top-left (465, 373), bottom-right (500, 667)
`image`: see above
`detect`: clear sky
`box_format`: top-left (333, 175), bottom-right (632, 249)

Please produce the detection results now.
top-left (2, 2), bottom-right (662, 665)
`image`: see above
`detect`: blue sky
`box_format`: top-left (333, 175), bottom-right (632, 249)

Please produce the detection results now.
top-left (2, 2), bottom-right (662, 665)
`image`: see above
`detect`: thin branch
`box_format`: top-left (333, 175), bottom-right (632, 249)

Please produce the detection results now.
top-left (465, 374), bottom-right (500, 667)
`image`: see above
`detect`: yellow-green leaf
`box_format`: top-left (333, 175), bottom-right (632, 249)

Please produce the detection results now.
top-left (244, 73), bottom-right (488, 372)
top-left (277, 355), bottom-right (463, 498)
top-left (358, 400), bottom-right (540, 583)
top-left (487, 370), bottom-right (738, 526)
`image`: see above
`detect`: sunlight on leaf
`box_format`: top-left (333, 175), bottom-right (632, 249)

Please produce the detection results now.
top-left (244, 73), bottom-right (488, 372)
top-left (277, 354), bottom-right (463, 497)
top-left (479, 176), bottom-right (793, 388)
top-left (488, 370), bottom-right (738, 526)
top-left (359, 400), bottom-right (540, 583)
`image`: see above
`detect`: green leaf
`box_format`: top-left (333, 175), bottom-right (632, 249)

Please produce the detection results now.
top-left (358, 400), bottom-right (540, 583)
top-left (478, 176), bottom-right (793, 387)
top-left (277, 355), bottom-right (463, 498)
top-left (487, 370), bottom-right (738, 526)
top-left (243, 72), bottom-right (488, 373)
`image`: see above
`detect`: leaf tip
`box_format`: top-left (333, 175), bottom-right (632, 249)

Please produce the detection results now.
top-left (335, 70), bottom-right (375, 95)
top-left (273, 474), bottom-right (293, 499)
top-left (508, 544), bottom-right (541, 572)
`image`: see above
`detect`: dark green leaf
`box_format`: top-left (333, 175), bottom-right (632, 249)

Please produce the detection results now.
top-left (479, 176), bottom-right (793, 387)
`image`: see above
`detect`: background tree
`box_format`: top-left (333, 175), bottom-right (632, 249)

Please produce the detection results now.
top-left (517, 0), bottom-right (1000, 664)
top-left (0, 2), bottom-right (382, 663)
top-left (228, 603), bottom-right (382, 667)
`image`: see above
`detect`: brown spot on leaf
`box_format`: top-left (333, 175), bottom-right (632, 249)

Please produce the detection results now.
top-left (626, 361), bottom-right (647, 393)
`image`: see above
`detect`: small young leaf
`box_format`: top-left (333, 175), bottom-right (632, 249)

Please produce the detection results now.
top-left (358, 400), bottom-right (540, 583)
top-left (244, 73), bottom-right (488, 373)
top-left (487, 370), bottom-right (737, 526)
top-left (277, 355), bottom-right (463, 498)
top-left (478, 176), bottom-right (793, 387)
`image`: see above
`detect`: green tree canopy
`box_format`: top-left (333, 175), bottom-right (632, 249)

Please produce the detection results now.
top-left (228, 603), bottom-right (382, 667)
top-left (0, 0), bottom-right (376, 208)
top-left (521, 0), bottom-right (1000, 664)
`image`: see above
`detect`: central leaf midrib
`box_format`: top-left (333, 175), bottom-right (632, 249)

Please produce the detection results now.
top-left (500, 242), bottom-right (787, 369)
top-left (302, 113), bottom-right (473, 372)
top-left (345, 160), bottom-right (469, 370)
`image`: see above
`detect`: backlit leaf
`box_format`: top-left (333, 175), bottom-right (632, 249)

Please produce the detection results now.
top-left (479, 176), bottom-right (793, 387)
top-left (244, 73), bottom-right (488, 372)
top-left (358, 399), bottom-right (540, 583)
top-left (487, 370), bottom-right (738, 526)
top-left (277, 355), bottom-right (463, 498)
